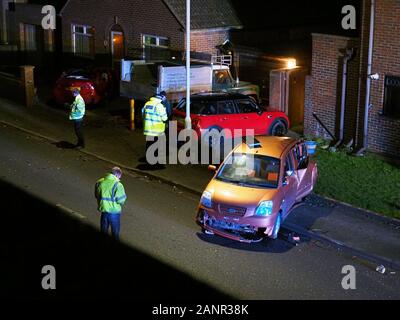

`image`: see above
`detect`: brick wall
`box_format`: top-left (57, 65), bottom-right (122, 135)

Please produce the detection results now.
top-left (61, 0), bottom-right (184, 58)
top-left (304, 75), bottom-right (314, 135)
top-left (304, 33), bottom-right (360, 142)
top-left (4, 3), bottom-right (56, 76)
top-left (7, 3), bottom-right (54, 51)
top-left (304, 0), bottom-right (400, 157)
top-left (361, 0), bottom-right (400, 156)
top-left (1, 0), bottom-right (28, 43)
top-left (190, 29), bottom-right (229, 55)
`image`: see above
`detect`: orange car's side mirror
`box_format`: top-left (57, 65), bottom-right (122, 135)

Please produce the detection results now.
top-left (208, 165), bottom-right (217, 172)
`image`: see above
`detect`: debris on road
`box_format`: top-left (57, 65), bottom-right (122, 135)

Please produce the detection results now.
top-left (287, 232), bottom-right (301, 245)
top-left (376, 265), bottom-right (386, 274)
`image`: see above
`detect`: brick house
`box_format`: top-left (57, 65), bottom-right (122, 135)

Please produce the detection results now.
top-left (2, 0), bottom-right (241, 73)
top-left (164, 0), bottom-right (241, 55)
top-left (1, 0), bottom-right (26, 44)
top-left (304, 0), bottom-right (400, 157)
top-left (2, 0), bottom-right (66, 74)
top-left (60, 0), bottom-right (242, 67)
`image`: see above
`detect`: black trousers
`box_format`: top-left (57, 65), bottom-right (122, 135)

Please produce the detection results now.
top-left (73, 119), bottom-right (85, 147)
top-left (145, 136), bottom-right (159, 159)
top-left (145, 135), bottom-right (168, 167)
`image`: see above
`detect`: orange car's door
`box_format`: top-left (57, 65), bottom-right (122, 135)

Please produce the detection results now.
top-left (293, 143), bottom-right (313, 200)
top-left (281, 153), bottom-right (298, 218)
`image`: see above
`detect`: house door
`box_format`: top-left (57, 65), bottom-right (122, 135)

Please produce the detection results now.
top-left (111, 31), bottom-right (124, 65)
top-left (269, 68), bottom-right (306, 132)
top-left (111, 30), bottom-right (124, 95)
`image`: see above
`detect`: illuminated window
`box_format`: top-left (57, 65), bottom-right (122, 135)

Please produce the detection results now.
top-left (383, 75), bottom-right (400, 118)
top-left (142, 34), bottom-right (170, 60)
top-left (72, 24), bottom-right (94, 58)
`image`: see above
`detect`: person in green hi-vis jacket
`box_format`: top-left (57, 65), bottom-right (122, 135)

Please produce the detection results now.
top-left (95, 167), bottom-right (127, 240)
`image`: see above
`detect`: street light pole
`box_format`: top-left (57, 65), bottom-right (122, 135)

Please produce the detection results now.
top-left (185, 0), bottom-right (192, 130)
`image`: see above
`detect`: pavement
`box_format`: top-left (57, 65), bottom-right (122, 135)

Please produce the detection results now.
top-left (0, 95), bottom-right (399, 272)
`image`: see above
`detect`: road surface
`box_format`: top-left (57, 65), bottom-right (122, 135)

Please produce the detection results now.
top-left (0, 124), bottom-right (399, 300)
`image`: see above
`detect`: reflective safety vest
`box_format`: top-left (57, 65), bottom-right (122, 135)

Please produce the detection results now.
top-left (69, 94), bottom-right (86, 120)
top-left (142, 97), bottom-right (168, 136)
top-left (95, 174), bottom-right (127, 214)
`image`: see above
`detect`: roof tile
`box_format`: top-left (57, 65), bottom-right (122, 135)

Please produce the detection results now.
top-left (164, 0), bottom-right (242, 30)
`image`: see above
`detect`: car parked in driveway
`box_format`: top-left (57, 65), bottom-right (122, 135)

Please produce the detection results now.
top-left (196, 136), bottom-right (318, 243)
top-left (52, 68), bottom-right (115, 106)
top-left (172, 92), bottom-right (289, 145)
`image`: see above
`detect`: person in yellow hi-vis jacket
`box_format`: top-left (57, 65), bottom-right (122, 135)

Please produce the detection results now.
top-left (69, 88), bottom-right (86, 149)
top-left (142, 93), bottom-right (168, 165)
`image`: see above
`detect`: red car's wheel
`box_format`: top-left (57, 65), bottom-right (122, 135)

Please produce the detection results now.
top-left (269, 119), bottom-right (288, 136)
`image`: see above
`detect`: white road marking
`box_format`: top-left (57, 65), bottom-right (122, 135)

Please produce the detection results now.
top-left (56, 203), bottom-right (86, 219)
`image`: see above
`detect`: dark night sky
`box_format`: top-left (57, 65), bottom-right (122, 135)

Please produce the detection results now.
top-left (27, 0), bottom-right (67, 11)
top-left (30, 0), bottom-right (362, 36)
top-left (230, 0), bottom-right (361, 34)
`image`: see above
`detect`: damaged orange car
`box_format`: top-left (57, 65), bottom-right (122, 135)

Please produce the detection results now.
top-left (196, 136), bottom-right (318, 243)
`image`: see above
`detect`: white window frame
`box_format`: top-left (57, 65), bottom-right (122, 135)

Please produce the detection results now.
top-left (72, 23), bottom-right (94, 57)
top-left (383, 75), bottom-right (400, 118)
top-left (141, 34), bottom-right (170, 59)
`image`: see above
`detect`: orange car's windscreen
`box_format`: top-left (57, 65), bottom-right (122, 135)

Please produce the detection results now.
top-left (216, 153), bottom-right (280, 188)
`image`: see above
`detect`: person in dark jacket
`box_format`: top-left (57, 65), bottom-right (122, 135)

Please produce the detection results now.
top-left (159, 91), bottom-right (172, 156)
top-left (159, 91), bottom-right (172, 120)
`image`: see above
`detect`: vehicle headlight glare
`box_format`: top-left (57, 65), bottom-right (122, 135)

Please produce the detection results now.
top-left (201, 191), bottom-right (213, 208)
top-left (255, 201), bottom-right (273, 216)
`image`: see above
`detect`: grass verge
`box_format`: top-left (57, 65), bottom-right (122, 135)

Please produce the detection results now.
top-left (313, 148), bottom-right (400, 219)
